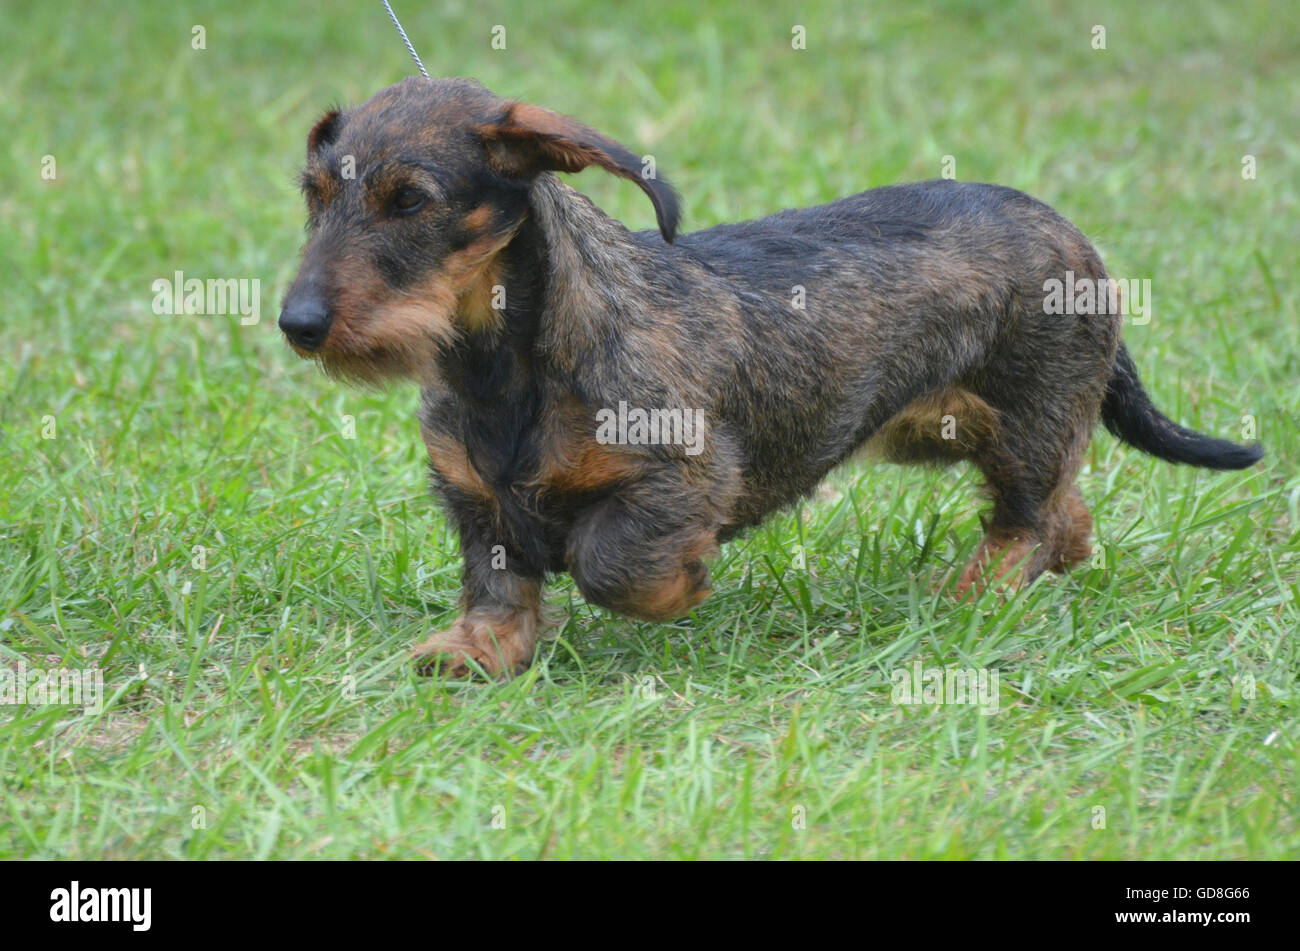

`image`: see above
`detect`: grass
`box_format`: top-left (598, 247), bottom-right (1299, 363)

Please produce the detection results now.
top-left (1, 0), bottom-right (1297, 859)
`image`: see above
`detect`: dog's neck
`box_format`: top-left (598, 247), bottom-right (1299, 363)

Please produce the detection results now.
top-left (430, 175), bottom-right (680, 475)
top-left (431, 204), bottom-right (551, 485)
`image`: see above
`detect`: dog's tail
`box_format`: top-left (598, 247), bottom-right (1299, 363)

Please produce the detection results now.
top-left (1100, 343), bottom-right (1263, 470)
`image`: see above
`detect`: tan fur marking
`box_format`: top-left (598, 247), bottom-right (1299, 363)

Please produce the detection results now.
top-left (954, 534), bottom-right (1039, 599)
top-left (412, 580), bottom-right (542, 677)
top-left (421, 425), bottom-right (492, 501)
top-left (631, 571), bottom-right (711, 620)
top-left (463, 204), bottom-right (495, 232)
top-left (368, 278), bottom-right (459, 346)
top-left (1044, 487), bottom-right (1093, 572)
top-left (618, 531), bottom-right (718, 620)
top-left (505, 103), bottom-right (577, 139)
top-left (303, 168), bottom-right (341, 206)
top-left (314, 256), bottom-right (458, 382)
top-left (481, 104), bottom-right (596, 176)
top-left (532, 395), bottom-right (645, 494)
top-left (865, 387), bottom-right (1000, 463)
top-left (539, 439), bottom-right (643, 493)
top-left (453, 253), bottom-right (506, 334)
top-left (445, 223), bottom-right (526, 335)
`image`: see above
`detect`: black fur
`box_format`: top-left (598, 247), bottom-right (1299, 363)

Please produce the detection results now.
top-left (1102, 344), bottom-right (1263, 470)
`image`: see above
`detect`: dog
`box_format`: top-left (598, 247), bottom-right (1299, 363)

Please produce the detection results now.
top-left (279, 77), bottom-right (1263, 677)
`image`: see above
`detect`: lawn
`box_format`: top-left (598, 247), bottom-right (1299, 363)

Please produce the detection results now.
top-left (1, 0), bottom-right (1296, 859)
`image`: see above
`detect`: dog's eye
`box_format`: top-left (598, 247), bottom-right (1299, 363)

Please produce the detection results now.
top-left (391, 187), bottom-right (426, 215)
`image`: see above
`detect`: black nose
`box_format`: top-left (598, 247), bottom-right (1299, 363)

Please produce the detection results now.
top-left (278, 297), bottom-right (333, 351)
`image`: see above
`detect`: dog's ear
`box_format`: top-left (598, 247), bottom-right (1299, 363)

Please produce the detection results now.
top-left (478, 102), bottom-right (680, 242)
top-left (307, 109), bottom-right (342, 155)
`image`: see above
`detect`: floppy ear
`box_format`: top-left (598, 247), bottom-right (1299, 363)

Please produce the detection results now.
top-left (478, 102), bottom-right (680, 242)
top-left (307, 109), bottom-right (342, 154)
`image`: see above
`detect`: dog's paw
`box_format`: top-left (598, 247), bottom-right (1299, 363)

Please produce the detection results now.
top-left (952, 535), bottom-right (1041, 600)
top-left (412, 609), bottom-right (537, 678)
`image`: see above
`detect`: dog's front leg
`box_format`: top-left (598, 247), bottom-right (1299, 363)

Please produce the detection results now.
top-left (412, 515), bottom-right (543, 678)
top-left (565, 472), bottom-right (721, 622)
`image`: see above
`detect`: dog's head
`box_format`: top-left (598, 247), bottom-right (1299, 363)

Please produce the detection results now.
top-left (279, 76), bottom-right (678, 383)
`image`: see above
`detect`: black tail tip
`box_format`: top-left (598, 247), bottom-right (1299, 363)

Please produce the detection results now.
top-left (1205, 441), bottom-right (1265, 470)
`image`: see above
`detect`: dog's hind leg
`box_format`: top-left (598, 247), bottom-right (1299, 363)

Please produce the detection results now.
top-left (953, 380), bottom-right (1101, 598)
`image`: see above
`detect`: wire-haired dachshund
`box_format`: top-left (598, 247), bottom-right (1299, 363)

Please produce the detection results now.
top-left (279, 77), bottom-right (1263, 677)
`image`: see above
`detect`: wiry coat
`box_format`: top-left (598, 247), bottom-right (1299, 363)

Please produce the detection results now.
top-left (279, 77), bottom-right (1262, 676)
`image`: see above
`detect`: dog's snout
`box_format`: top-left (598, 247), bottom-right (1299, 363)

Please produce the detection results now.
top-left (278, 295), bottom-right (333, 351)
